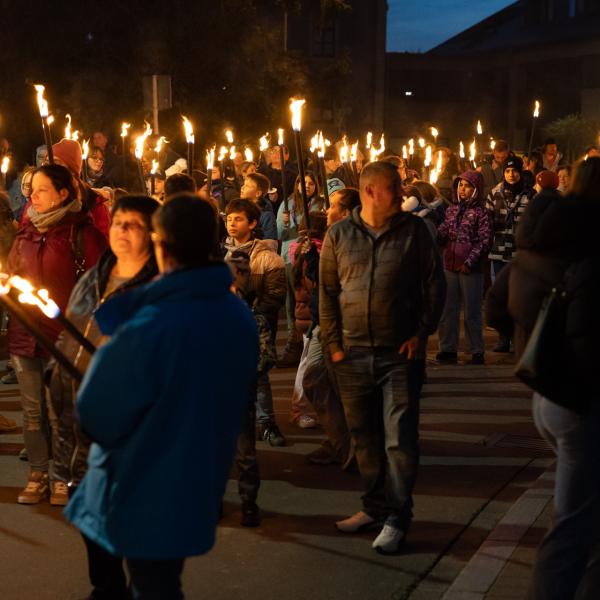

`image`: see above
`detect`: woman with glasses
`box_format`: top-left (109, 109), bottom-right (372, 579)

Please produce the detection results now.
top-left (49, 195), bottom-right (159, 600)
top-left (85, 146), bottom-right (113, 189)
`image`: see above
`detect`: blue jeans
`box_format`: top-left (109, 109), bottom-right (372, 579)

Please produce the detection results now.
top-left (333, 348), bottom-right (419, 528)
top-left (531, 393), bottom-right (600, 599)
top-left (438, 271), bottom-right (484, 354)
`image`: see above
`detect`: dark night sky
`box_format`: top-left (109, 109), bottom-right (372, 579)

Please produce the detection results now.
top-left (387, 0), bottom-right (515, 52)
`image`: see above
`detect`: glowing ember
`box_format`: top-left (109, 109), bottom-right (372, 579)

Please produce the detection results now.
top-left (290, 98), bottom-right (306, 132)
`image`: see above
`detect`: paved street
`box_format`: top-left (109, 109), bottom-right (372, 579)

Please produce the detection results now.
top-left (0, 328), bottom-right (554, 600)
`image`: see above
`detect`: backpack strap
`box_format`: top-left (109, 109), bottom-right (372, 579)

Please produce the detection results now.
top-left (69, 224), bottom-right (86, 279)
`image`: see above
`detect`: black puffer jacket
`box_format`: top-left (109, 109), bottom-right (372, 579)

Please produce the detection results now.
top-left (319, 207), bottom-right (446, 356)
top-left (49, 250), bottom-right (158, 487)
top-left (486, 190), bottom-right (599, 358)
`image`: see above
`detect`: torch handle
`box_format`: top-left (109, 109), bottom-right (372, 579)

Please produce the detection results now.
top-left (319, 157), bottom-right (330, 208)
top-left (0, 295), bottom-right (83, 382)
top-left (293, 131), bottom-right (310, 229)
top-left (279, 145), bottom-right (288, 212)
top-left (207, 169), bottom-right (213, 198)
top-left (527, 120), bottom-right (536, 159)
top-left (56, 313), bottom-right (97, 355)
top-left (137, 160), bottom-right (146, 195)
top-left (43, 119), bottom-right (54, 164)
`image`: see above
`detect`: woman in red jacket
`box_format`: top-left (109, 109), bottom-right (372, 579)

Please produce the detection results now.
top-left (6, 164), bottom-right (106, 506)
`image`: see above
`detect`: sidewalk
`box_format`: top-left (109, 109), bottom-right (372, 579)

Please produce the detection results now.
top-left (0, 329), bottom-right (554, 599)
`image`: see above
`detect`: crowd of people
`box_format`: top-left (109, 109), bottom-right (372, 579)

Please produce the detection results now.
top-left (0, 128), bottom-right (597, 599)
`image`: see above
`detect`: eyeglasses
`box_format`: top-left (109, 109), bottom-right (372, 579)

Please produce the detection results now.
top-left (111, 220), bottom-right (145, 232)
top-left (89, 155), bottom-right (104, 162)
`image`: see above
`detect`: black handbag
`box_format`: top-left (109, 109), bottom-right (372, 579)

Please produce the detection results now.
top-left (515, 265), bottom-right (589, 414)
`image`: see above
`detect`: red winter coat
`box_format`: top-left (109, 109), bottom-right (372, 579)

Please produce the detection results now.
top-left (6, 211), bottom-right (107, 357)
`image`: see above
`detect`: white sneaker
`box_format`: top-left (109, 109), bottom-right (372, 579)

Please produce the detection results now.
top-left (296, 414), bottom-right (317, 429)
top-left (372, 523), bottom-right (406, 554)
top-left (335, 510), bottom-right (377, 533)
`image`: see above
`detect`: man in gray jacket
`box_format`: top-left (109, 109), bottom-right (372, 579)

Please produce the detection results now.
top-left (319, 160), bottom-right (446, 554)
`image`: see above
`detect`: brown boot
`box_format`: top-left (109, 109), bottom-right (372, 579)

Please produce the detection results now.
top-left (50, 481), bottom-right (69, 506)
top-left (0, 414), bottom-right (17, 433)
top-left (17, 471), bottom-right (49, 505)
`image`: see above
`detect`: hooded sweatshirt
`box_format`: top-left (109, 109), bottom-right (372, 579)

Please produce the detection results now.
top-left (437, 170), bottom-right (492, 272)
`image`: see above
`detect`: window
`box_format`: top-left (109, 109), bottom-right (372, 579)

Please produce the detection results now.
top-left (312, 20), bottom-right (336, 57)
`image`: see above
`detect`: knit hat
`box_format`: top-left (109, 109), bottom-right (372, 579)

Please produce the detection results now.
top-left (535, 170), bottom-right (559, 190)
top-left (327, 177), bottom-right (345, 195)
top-left (52, 139), bottom-right (83, 176)
top-left (503, 156), bottom-right (523, 175)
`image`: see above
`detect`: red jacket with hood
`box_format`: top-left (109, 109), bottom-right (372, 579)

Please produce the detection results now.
top-left (6, 211), bottom-right (107, 357)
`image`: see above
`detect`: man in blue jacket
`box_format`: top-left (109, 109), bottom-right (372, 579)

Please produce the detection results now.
top-left (65, 194), bottom-right (259, 599)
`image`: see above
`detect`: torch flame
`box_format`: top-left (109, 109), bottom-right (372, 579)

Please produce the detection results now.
top-left (218, 146), bottom-right (228, 162)
top-left (490, 137), bottom-right (496, 150)
top-left (351, 141), bottom-right (358, 163)
top-left (366, 132), bottom-right (373, 149)
top-left (309, 131), bottom-right (320, 154)
top-left (418, 137), bottom-right (425, 148)
top-left (277, 128), bottom-right (284, 146)
top-left (477, 120), bottom-right (483, 135)
top-left (207, 146), bottom-right (216, 171)
top-left (534, 100), bottom-right (540, 118)
top-left (424, 145), bottom-right (432, 167)
top-left (259, 134), bottom-right (270, 152)
top-left (469, 139), bottom-right (476, 162)
top-left (154, 136), bottom-right (168, 154)
top-left (408, 138), bottom-right (414, 155)
top-left (151, 159), bottom-right (159, 175)
top-left (64, 114), bottom-right (72, 140)
top-left (459, 141), bottom-right (465, 158)
top-left (82, 139), bottom-right (90, 160)
top-left (317, 132), bottom-right (327, 159)
top-left (340, 136), bottom-right (349, 164)
top-left (402, 145), bottom-right (408, 160)
top-left (34, 84), bottom-right (49, 118)
top-left (430, 126), bottom-right (439, 139)
top-left (378, 134), bottom-right (385, 155)
top-left (8, 275), bottom-right (60, 319)
top-left (120, 122), bottom-right (131, 138)
top-left (225, 130), bottom-right (234, 144)
top-left (290, 98), bottom-right (306, 132)
top-left (182, 116), bottom-right (195, 144)
top-left (47, 115), bottom-right (54, 125)
top-left (244, 147), bottom-right (253, 162)
top-left (1, 156), bottom-right (9, 174)
top-left (134, 121), bottom-right (153, 160)
top-left (229, 146), bottom-right (236, 161)
top-left (71, 131), bottom-right (80, 142)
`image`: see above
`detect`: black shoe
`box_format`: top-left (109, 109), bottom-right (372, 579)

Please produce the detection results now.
top-left (240, 501), bottom-right (261, 527)
top-left (469, 353), bottom-right (485, 365)
top-left (261, 423), bottom-right (286, 447)
top-left (435, 351), bottom-right (457, 364)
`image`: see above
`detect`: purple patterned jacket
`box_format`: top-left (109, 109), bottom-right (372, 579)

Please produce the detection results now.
top-left (437, 170), bottom-right (493, 272)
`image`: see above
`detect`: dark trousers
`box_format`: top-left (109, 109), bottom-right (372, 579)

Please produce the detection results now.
top-left (127, 558), bottom-right (185, 600)
top-left (530, 394), bottom-right (600, 600)
top-left (82, 534), bottom-right (130, 600)
top-left (333, 348), bottom-right (420, 528)
top-left (235, 393), bottom-right (260, 503)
